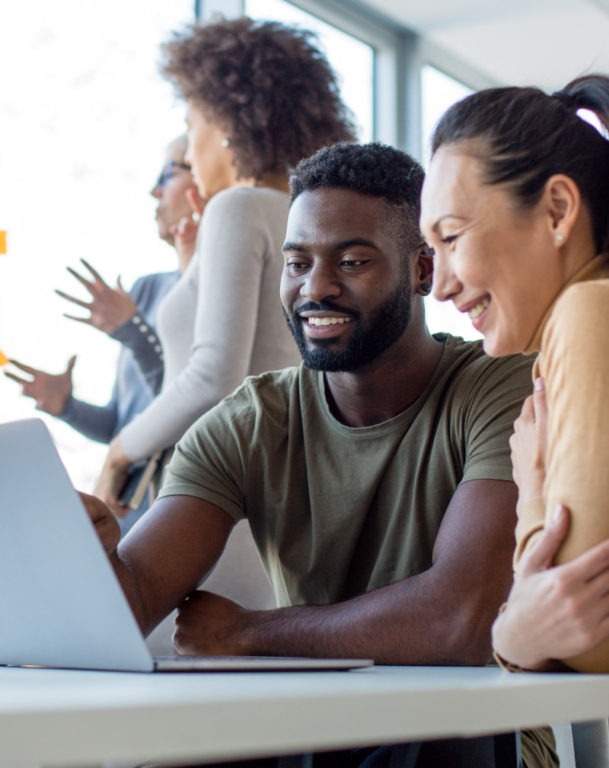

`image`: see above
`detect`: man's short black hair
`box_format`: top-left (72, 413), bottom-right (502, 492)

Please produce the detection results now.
top-left (290, 142), bottom-right (425, 254)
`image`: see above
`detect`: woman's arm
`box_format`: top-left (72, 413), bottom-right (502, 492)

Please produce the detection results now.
top-left (514, 280), bottom-right (609, 670)
top-left (118, 190), bottom-right (287, 463)
top-left (5, 355), bottom-right (119, 443)
top-left (60, 393), bottom-right (119, 444)
top-left (493, 505), bottom-right (609, 671)
top-left (110, 273), bottom-right (179, 396)
top-left (540, 282), bottom-right (609, 563)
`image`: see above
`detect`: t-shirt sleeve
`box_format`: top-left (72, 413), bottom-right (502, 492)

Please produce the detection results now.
top-left (157, 388), bottom-right (253, 523)
top-left (460, 353), bottom-right (533, 484)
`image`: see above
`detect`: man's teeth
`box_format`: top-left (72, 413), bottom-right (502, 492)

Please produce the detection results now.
top-left (468, 299), bottom-right (489, 320)
top-left (307, 317), bottom-right (351, 326)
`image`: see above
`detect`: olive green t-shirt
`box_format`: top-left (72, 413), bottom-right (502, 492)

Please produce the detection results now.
top-left (160, 335), bottom-right (533, 607)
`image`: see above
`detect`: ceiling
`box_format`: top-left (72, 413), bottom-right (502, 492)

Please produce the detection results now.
top-left (356, 0), bottom-right (609, 91)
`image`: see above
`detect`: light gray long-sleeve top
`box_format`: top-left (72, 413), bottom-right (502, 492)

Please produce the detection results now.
top-left (120, 185), bottom-right (300, 462)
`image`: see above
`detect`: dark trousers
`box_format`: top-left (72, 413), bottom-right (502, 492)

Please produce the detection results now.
top-left (205, 734), bottom-right (516, 767)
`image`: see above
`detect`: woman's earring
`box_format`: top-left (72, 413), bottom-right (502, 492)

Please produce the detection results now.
top-left (221, 137), bottom-right (231, 148)
top-left (420, 282), bottom-right (432, 295)
top-left (555, 233), bottom-right (565, 244)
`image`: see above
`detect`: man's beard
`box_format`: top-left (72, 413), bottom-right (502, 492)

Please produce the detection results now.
top-left (284, 272), bottom-right (412, 372)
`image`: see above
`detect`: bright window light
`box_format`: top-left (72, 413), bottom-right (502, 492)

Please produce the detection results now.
top-left (245, 0), bottom-right (374, 141)
top-left (420, 64), bottom-right (480, 341)
top-left (421, 64), bottom-right (472, 165)
top-left (0, 0), bottom-right (194, 487)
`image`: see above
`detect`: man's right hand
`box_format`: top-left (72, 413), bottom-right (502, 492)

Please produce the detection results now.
top-left (79, 492), bottom-right (120, 556)
top-left (4, 356), bottom-right (75, 415)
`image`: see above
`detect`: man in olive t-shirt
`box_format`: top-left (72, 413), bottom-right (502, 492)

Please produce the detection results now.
top-left (87, 143), bottom-right (554, 767)
top-left (161, 336), bottom-right (529, 611)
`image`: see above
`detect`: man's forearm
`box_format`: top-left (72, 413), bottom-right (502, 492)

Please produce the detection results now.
top-left (173, 480), bottom-right (517, 663)
top-left (110, 549), bottom-right (153, 633)
top-left (184, 571), bottom-right (501, 665)
top-left (241, 581), bottom-right (496, 664)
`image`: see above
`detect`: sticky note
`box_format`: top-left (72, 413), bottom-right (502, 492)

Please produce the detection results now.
top-left (0, 231), bottom-right (6, 254)
top-left (0, 350), bottom-right (8, 366)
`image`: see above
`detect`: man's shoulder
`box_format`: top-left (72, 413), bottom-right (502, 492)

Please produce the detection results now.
top-left (438, 333), bottom-right (533, 379)
top-left (210, 365), bottom-right (307, 422)
top-left (179, 366), bottom-right (308, 461)
top-left (434, 333), bottom-right (534, 403)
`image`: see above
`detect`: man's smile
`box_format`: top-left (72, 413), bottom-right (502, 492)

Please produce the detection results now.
top-left (295, 307), bottom-right (355, 340)
top-left (306, 316), bottom-right (353, 327)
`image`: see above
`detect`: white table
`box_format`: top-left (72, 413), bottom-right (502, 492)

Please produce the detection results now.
top-left (2, 664), bottom-right (609, 767)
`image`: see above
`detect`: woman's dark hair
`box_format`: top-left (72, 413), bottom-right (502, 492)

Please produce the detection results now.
top-left (431, 74), bottom-right (609, 252)
top-left (160, 16), bottom-right (356, 180)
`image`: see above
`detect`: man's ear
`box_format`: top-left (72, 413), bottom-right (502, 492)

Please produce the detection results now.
top-left (542, 174), bottom-right (581, 245)
top-left (415, 243), bottom-right (434, 296)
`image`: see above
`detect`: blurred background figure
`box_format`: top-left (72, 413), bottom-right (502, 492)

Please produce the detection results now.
top-left (94, 16), bottom-right (356, 510)
top-left (83, 17), bottom-right (355, 644)
top-left (5, 135), bottom-right (199, 533)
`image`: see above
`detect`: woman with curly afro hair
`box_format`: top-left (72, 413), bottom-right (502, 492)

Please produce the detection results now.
top-left (93, 16), bottom-right (355, 619)
top-left (162, 16), bottom-right (356, 185)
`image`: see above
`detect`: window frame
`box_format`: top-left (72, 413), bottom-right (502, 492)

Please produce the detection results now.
top-left (197, 0), bottom-right (496, 162)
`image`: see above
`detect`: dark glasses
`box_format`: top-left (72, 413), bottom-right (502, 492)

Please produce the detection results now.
top-left (154, 161), bottom-right (192, 188)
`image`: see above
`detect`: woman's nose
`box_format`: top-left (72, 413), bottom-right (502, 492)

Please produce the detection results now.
top-left (431, 252), bottom-right (461, 303)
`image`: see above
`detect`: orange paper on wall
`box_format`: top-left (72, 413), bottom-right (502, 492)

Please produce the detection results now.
top-left (0, 231), bottom-right (6, 254)
top-left (0, 350), bottom-right (8, 366)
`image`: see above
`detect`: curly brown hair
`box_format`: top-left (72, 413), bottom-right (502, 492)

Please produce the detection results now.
top-left (160, 16), bottom-right (357, 180)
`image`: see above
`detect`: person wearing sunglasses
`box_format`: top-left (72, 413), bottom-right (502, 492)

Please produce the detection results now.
top-left (5, 135), bottom-right (199, 532)
top-left (92, 17), bottom-right (355, 517)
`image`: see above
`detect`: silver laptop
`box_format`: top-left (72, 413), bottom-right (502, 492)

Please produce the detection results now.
top-left (0, 418), bottom-right (373, 673)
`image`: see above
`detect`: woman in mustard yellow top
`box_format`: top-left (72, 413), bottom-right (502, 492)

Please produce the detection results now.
top-left (420, 74), bottom-right (609, 673)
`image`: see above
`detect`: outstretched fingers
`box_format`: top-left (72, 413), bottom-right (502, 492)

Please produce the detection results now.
top-left (55, 288), bottom-right (91, 310)
top-left (4, 370), bottom-right (30, 386)
top-left (5, 358), bottom-right (39, 376)
top-left (78, 258), bottom-right (106, 284)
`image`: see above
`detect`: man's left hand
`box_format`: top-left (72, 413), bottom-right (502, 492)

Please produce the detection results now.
top-left (173, 591), bottom-right (255, 656)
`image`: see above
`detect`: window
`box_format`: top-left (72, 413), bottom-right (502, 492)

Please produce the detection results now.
top-left (420, 65), bottom-right (479, 340)
top-left (421, 64), bottom-right (473, 164)
top-left (0, 0), bottom-right (195, 487)
top-left (245, 0), bottom-right (374, 141)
